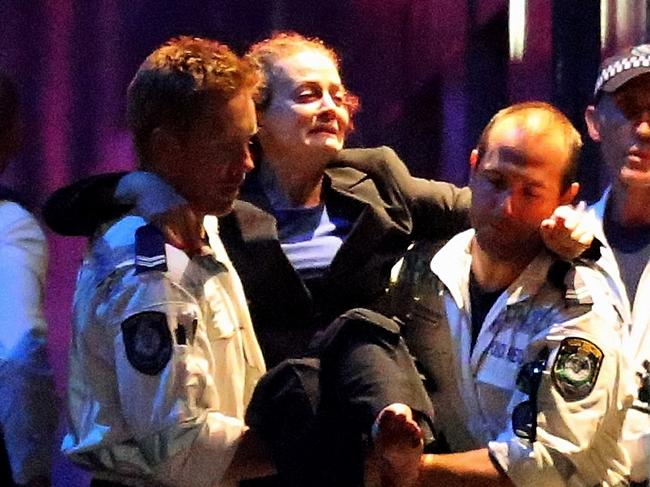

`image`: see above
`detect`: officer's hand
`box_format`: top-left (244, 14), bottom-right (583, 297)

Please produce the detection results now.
top-left (116, 171), bottom-right (205, 255)
top-left (540, 202), bottom-right (594, 260)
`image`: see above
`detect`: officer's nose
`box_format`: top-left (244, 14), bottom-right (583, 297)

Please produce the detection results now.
top-left (242, 145), bottom-right (254, 173)
top-left (496, 190), bottom-right (514, 217)
top-left (230, 145), bottom-right (254, 178)
top-left (636, 116), bottom-right (650, 141)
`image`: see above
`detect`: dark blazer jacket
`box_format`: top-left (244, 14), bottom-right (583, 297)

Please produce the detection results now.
top-left (220, 147), bottom-right (470, 366)
top-left (42, 146), bottom-right (471, 367)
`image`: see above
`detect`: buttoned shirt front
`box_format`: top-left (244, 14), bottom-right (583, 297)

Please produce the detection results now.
top-left (589, 188), bottom-right (650, 481)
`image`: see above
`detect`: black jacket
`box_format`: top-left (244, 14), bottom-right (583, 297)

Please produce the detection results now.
top-left (42, 146), bottom-right (471, 366)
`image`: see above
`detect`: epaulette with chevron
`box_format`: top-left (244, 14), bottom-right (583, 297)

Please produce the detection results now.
top-left (564, 268), bottom-right (594, 306)
top-left (135, 224), bottom-right (167, 274)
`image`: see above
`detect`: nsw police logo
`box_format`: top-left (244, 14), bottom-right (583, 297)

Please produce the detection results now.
top-left (551, 337), bottom-right (603, 402)
top-left (121, 311), bottom-right (173, 375)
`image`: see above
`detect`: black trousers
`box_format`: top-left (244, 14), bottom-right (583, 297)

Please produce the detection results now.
top-left (245, 308), bottom-right (434, 487)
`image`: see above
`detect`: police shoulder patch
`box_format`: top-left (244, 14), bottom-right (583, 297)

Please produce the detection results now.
top-left (551, 337), bottom-right (603, 402)
top-left (121, 311), bottom-right (172, 375)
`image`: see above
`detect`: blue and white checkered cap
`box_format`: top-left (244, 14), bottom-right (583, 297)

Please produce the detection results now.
top-left (594, 44), bottom-right (650, 98)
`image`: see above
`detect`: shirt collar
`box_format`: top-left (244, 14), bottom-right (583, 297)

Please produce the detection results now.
top-left (431, 229), bottom-right (554, 309)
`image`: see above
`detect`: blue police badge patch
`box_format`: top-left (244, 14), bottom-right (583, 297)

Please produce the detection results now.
top-left (121, 311), bottom-right (172, 375)
top-left (551, 337), bottom-right (603, 402)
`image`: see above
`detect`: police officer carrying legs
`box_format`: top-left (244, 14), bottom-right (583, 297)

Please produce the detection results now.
top-left (388, 102), bottom-right (632, 487)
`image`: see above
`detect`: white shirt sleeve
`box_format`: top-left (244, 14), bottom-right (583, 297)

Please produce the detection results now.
top-left (489, 305), bottom-right (630, 487)
top-left (0, 201), bottom-right (57, 484)
top-left (0, 202), bottom-right (48, 354)
top-left (101, 272), bottom-right (247, 487)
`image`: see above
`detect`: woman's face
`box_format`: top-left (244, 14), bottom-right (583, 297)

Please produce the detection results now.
top-left (257, 48), bottom-right (350, 164)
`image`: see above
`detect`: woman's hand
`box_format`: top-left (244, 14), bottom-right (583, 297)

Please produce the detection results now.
top-left (116, 171), bottom-right (206, 255)
top-left (540, 201), bottom-right (594, 260)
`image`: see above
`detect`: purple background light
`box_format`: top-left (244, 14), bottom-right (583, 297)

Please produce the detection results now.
top-left (0, 1), bottom-right (613, 485)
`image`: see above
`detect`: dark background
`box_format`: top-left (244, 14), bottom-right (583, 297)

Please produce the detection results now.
top-left (0, 1), bottom-right (645, 485)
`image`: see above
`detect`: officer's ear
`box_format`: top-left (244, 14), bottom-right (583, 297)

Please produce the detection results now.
top-left (469, 149), bottom-right (480, 173)
top-left (585, 105), bottom-right (601, 143)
